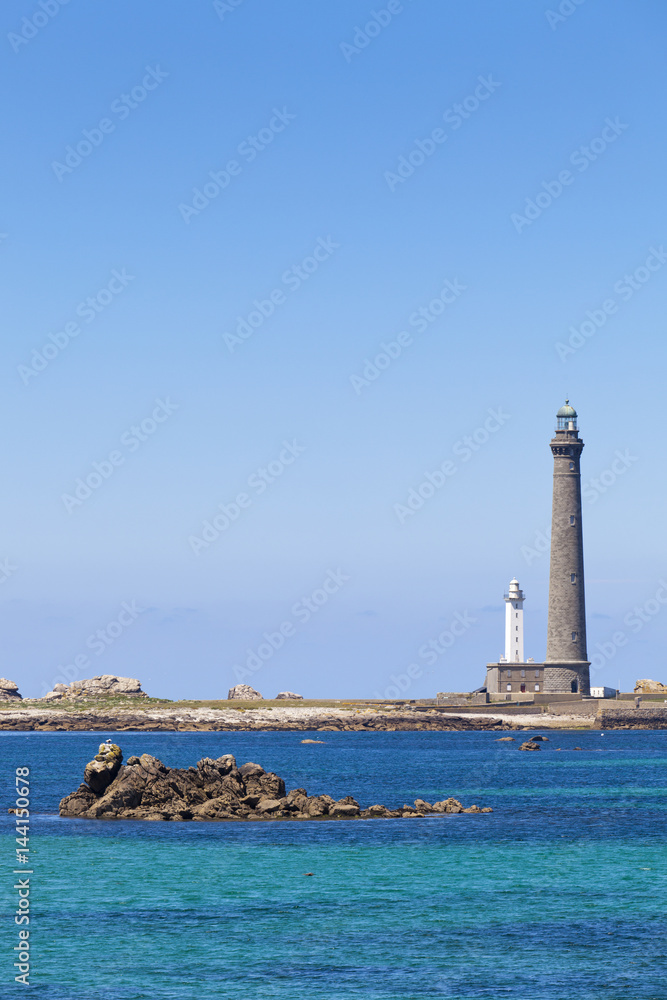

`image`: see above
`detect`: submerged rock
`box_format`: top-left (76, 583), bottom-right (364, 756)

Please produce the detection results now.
top-left (59, 746), bottom-right (493, 823)
top-left (518, 741), bottom-right (541, 752)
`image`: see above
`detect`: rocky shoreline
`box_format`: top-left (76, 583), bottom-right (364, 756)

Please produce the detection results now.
top-left (0, 705), bottom-right (518, 732)
top-left (3, 702), bottom-right (666, 732)
top-left (59, 744), bottom-right (492, 822)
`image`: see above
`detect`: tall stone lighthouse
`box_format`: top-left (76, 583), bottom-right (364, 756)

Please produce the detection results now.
top-left (544, 401), bottom-right (590, 695)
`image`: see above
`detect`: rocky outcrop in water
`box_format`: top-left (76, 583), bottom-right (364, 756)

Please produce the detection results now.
top-left (83, 742), bottom-right (123, 793)
top-left (44, 675), bottom-right (145, 700)
top-left (0, 679), bottom-right (21, 701)
top-left (227, 684), bottom-right (262, 700)
top-left (59, 749), bottom-right (493, 822)
top-left (518, 740), bottom-right (541, 751)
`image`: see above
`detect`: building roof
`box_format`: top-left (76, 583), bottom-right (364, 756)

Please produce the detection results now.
top-left (556, 399), bottom-right (577, 418)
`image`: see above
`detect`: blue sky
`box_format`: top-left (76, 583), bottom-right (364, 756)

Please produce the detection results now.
top-left (2, 0), bottom-right (666, 699)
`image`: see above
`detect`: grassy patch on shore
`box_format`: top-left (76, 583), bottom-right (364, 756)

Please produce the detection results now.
top-left (0, 696), bottom-right (173, 712)
top-left (0, 697), bottom-right (383, 713)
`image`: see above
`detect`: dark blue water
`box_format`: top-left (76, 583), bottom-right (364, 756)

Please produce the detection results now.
top-left (1, 729), bottom-right (666, 998)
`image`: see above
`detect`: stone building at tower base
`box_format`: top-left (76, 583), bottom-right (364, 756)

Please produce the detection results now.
top-left (543, 662), bottom-right (590, 695)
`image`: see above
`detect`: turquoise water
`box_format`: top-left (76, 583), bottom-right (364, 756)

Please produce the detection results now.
top-left (1, 729), bottom-right (666, 998)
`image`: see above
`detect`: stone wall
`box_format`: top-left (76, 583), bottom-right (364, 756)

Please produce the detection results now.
top-left (543, 662), bottom-right (590, 695)
top-left (596, 705), bottom-right (667, 729)
top-left (544, 699), bottom-right (599, 716)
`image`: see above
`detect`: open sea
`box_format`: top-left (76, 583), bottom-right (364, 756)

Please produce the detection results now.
top-left (1, 728), bottom-right (666, 999)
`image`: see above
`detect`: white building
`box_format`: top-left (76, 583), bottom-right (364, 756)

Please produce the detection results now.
top-left (486, 578), bottom-right (541, 697)
top-left (590, 686), bottom-right (617, 699)
top-left (504, 578), bottom-right (525, 663)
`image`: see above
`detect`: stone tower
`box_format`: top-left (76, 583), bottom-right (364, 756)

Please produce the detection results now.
top-left (544, 401), bottom-right (590, 695)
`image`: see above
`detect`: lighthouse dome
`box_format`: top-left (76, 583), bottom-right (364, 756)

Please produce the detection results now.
top-left (556, 399), bottom-right (578, 430)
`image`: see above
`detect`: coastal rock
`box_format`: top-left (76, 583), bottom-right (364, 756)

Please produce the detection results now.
top-left (59, 747), bottom-right (492, 822)
top-left (518, 741), bottom-right (541, 751)
top-left (0, 678), bottom-right (22, 700)
top-left (238, 761), bottom-right (264, 777)
top-left (199, 754), bottom-right (236, 776)
top-left (331, 802), bottom-right (360, 817)
top-left (83, 743), bottom-right (123, 794)
top-left (634, 679), bottom-right (667, 694)
top-left (73, 676), bottom-right (143, 696)
top-left (59, 783), bottom-right (98, 817)
top-left (256, 798), bottom-right (282, 813)
top-left (414, 799), bottom-right (434, 813)
top-left (247, 772), bottom-right (286, 800)
top-left (306, 796), bottom-right (330, 816)
top-left (44, 675), bottom-right (145, 700)
top-left (432, 798), bottom-right (464, 814)
top-left (527, 735), bottom-right (548, 741)
top-left (495, 737), bottom-right (515, 741)
top-left (276, 691), bottom-right (303, 700)
top-left (227, 684), bottom-right (263, 701)
top-left (364, 804), bottom-right (390, 817)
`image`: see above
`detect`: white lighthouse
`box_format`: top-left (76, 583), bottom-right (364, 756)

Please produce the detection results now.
top-left (504, 578), bottom-right (525, 663)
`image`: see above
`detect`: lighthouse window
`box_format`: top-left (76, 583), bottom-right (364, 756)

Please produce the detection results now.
top-left (534, 684), bottom-right (540, 691)
top-left (571, 573), bottom-right (576, 583)
top-left (515, 626), bottom-right (518, 631)
top-left (515, 613), bottom-right (518, 618)
top-left (535, 670), bottom-right (540, 678)
top-left (569, 462), bottom-right (575, 471)
top-left (571, 631), bottom-right (577, 642)
top-left (521, 669), bottom-right (525, 677)
top-left (506, 670), bottom-right (511, 678)
top-left (506, 684), bottom-right (512, 692)
top-left (570, 516), bottom-right (575, 525)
